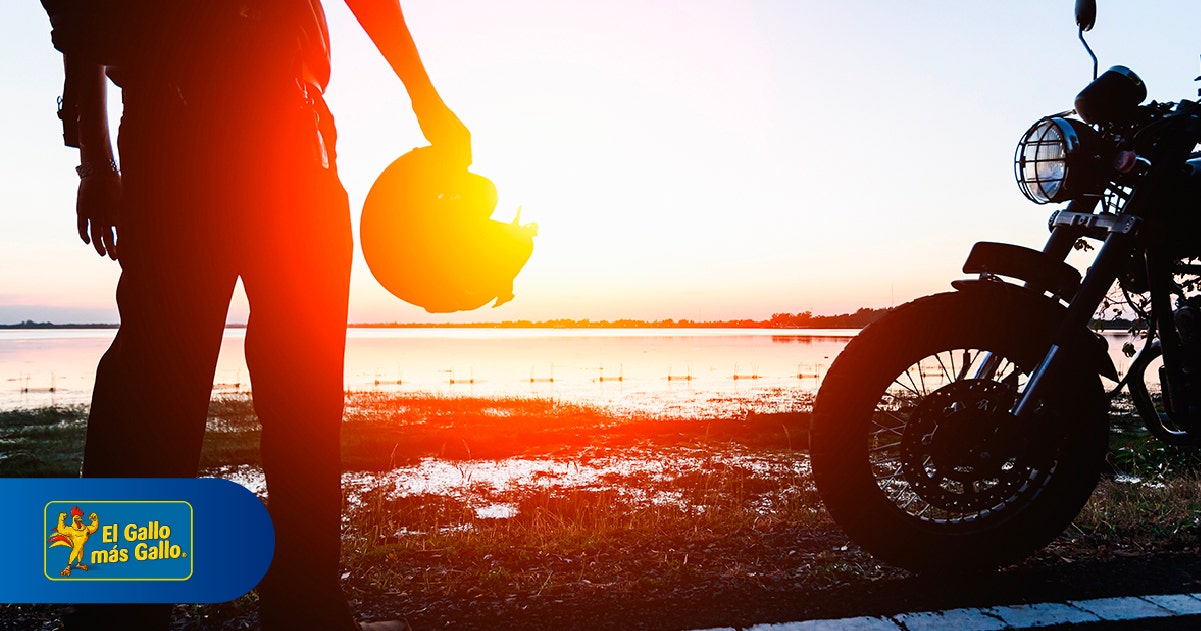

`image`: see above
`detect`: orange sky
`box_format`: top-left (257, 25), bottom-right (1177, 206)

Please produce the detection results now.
top-left (5, 1), bottom-right (1201, 324)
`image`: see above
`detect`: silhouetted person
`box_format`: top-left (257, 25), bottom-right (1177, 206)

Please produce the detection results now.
top-left (45, 2), bottom-right (468, 629)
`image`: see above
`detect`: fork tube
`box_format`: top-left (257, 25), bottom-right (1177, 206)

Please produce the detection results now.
top-left (1042, 197), bottom-right (1101, 261)
top-left (974, 202), bottom-right (1100, 385)
top-left (974, 223), bottom-right (1088, 382)
top-left (1014, 229), bottom-right (1132, 419)
top-left (1042, 226), bottom-right (1080, 262)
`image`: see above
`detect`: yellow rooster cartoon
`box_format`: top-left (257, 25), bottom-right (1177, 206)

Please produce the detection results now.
top-left (48, 506), bottom-right (99, 577)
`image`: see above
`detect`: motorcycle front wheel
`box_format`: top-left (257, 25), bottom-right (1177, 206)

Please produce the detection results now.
top-left (811, 285), bottom-right (1108, 572)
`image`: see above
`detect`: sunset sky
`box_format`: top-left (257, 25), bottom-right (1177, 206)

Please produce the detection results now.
top-left (4, 1), bottom-right (1201, 324)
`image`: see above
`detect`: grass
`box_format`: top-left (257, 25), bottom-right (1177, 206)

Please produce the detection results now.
top-left (340, 451), bottom-right (827, 599)
top-left (0, 404), bottom-right (88, 477)
top-left (6, 393), bottom-right (1201, 628)
top-left (1072, 476), bottom-right (1201, 546)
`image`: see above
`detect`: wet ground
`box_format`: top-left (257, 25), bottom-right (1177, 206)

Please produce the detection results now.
top-left (6, 397), bottom-right (1200, 629)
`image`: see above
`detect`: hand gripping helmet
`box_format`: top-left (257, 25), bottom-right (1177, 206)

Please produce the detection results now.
top-left (360, 147), bottom-right (538, 313)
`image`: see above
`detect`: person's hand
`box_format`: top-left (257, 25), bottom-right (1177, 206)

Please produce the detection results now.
top-left (58, 512), bottom-right (67, 521)
top-left (88, 512), bottom-right (98, 522)
top-left (413, 97), bottom-right (472, 168)
top-left (76, 171), bottom-right (122, 260)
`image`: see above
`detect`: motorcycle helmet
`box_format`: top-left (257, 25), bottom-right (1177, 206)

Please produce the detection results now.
top-left (360, 146), bottom-right (538, 313)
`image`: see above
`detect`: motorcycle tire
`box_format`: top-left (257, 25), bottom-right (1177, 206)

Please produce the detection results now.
top-left (811, 283), bottom-right (1108, 572)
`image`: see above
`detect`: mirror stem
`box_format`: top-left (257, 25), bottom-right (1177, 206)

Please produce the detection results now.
top-left (1079, 27), bottom-right (1098, 81)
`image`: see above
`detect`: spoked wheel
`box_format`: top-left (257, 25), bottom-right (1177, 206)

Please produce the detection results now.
top-left (871, 352), bottom-right (1056, 523)
top-left (812, 285), bottom-right (1109, 572)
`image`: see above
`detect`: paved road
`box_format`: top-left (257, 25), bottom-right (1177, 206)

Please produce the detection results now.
top-left (695, 592), bottom-right (1201, 630)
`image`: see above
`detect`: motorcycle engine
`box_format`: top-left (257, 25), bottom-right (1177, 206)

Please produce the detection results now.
top-left (1174, 297), bottom-right (1201, 354)
top-left (1160, 298), bottom-right (1201, 422)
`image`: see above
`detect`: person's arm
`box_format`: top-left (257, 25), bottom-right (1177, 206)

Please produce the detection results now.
top-left (343, 0), bottom-right (471, 165)
top-left (72, 61), bottom-right (122, 260)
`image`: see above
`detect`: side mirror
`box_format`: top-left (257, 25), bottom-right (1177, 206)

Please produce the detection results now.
top-left (1075, 0), bottom-right (1097, 32)
top-left (1075, 0), bottom-right (1099, 79)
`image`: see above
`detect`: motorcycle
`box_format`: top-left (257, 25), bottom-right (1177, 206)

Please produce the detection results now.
top-left (810, 0), bottom-right (1201, 572)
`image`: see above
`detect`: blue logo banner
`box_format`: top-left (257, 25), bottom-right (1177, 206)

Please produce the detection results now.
top-left (1, 478), bottom-right (273, 603)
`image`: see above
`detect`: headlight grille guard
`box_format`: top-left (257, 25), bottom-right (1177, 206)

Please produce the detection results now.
top-left (1015, 113), bottom-right (1109, 205)
top-left (1014, 115), bottom-right (1079, 204)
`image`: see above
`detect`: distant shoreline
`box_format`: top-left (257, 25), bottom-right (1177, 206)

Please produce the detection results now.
top-left (1, 309), bottom-right (1143, 331)
top-left (1, 309), bottom-right (893, 331)
top-left (0, 321), bottom-right (868, 331)
top-left (0, 322), bottom-right (858, 330)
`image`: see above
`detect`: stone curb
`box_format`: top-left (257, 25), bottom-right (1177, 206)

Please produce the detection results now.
top-left (693, 592), bottom-right (1201, 630)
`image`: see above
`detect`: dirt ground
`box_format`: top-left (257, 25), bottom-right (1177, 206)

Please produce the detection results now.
top-left (348, 531), bottom-right (1201, 630)
top-left (7, 400), bottom-right (1201, 630)
top-left (7, 526), bottom-right (1201, 630)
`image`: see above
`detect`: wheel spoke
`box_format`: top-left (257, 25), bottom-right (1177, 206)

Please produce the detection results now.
top-left (873, 410), bottom-right (908, 433)
top-left (859, 347), bottom-right (1063, 525)
top-left (935, 352), bottom-right (954, 383)
top-left (874, 437), bottom-right (903, 451)
top-left (955, 350), bottom-right (972, 381)
top-left (811, 300), bottom-right (1110, 571)
top-left (896, 370), bottom-right (921, 398)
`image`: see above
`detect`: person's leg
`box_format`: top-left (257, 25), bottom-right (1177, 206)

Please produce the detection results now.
top-left (82, 84), bottom-right (240, 479)
top-left (241, 140), bottom-right (355, 630)
top-left (67, 242), bottom-right (237, 629)
top-left (65, 89), bottom-right (239, 631)
top-left (82, 251), bottom-right (237, 478)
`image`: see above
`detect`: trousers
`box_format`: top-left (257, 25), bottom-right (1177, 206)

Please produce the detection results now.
top-left (68, 79), bottom-right (356, 630)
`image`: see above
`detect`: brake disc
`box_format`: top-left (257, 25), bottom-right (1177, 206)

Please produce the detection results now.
top-left (899, 380), bottom-right (1037, 514)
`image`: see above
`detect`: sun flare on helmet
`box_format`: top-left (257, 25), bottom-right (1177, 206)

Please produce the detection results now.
top-left (360, 147), bottom-right (538, 313)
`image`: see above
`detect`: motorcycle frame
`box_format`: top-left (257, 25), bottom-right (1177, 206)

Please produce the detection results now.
top-left (968, 154), bottom-right (1201, 445)
top-left (1011, 205), bottom-right (1134, 417)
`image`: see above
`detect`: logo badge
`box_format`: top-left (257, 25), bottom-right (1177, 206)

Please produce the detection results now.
top-left (3, 479), bottom-right (271, 603)
top-left (44, 501), bottom-right (193, 582)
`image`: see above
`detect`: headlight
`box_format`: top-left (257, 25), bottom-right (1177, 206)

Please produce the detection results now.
top-left (1075, 66), bottom-right (1146, 126)
top-left (1014, 116), bottom-right (1101, 204)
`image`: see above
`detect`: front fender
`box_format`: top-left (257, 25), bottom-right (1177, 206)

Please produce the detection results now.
top-left (959, 241), bottom-right (1082, 302)
top-left (950, 279), bottom-right (1119, 382)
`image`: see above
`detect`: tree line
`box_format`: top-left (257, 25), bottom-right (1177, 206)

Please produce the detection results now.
top-left (4, 306), bottom-right (1149, 331)
top-left (353, 307), bottom-right (895, 330)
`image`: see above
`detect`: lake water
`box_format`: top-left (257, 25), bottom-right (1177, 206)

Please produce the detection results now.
top-left (0, 327), bottom-right (1146, 418)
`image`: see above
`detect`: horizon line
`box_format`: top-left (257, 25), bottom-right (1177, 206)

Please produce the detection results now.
top-left (1, 309), bottom-right (897, 330)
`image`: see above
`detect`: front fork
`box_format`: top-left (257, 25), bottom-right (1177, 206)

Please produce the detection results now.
top-left (1012, 222), bottom-right (1134, 421)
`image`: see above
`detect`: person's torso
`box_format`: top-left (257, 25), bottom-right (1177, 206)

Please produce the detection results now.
top-left (93, 0), bottom-right (331, 93)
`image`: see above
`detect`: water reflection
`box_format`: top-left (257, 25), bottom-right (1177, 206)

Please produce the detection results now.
top-left (212, 445), bottom-right (813, 525)
top-left (0, 328), bottom-right (852, 416)
top-left (0, 329), bottom-right (1148, 418)
top-left (770, 329), bottom-right (857, 344)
